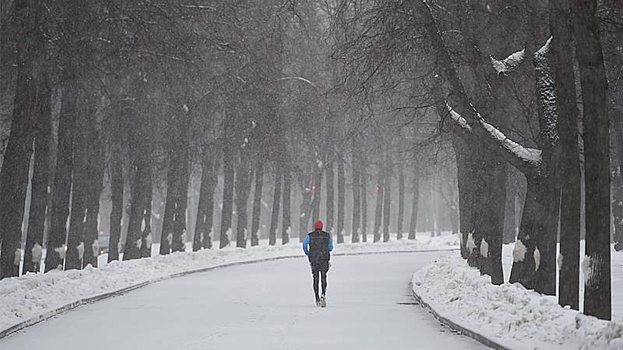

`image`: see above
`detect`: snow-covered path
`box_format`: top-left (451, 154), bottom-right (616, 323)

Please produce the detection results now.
top-left (1, 252), bottom-right (486, 350)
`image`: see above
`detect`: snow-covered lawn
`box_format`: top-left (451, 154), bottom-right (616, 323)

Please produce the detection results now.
top-left (412, 243), bottom-right (623, 350)
top-left (0, 233), bottom-right (458, 337)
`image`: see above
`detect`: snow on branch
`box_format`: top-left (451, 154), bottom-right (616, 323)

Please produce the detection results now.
top-left (490, 49), bottom-right (526, 75)
top-left (445, 103), bottom-right (542, 167)
top-left (478, 118), bottom-right (542, 166)
top-left (445, 103), bottom-right (472, 131)
top-left (536, 36), bottom-right (552, 57)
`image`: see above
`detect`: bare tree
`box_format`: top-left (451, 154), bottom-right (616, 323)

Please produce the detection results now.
top-left (23, 76), bottom-right (52, 273)
top-left (0, 0), bottom-right (45, 278)
top-left (572, 0), bottom-right (612, 320)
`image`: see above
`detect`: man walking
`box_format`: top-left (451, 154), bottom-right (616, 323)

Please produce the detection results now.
top-left (302, 219), bottom-right (333, 307)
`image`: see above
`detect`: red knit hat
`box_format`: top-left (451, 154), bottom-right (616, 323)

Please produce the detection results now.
top-left (314, 219), bottom-right (324, 230)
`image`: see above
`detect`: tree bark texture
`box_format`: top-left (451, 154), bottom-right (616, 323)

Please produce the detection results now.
top-left (382, 152), bottom-right (392, 243)
top-left (298, 172), bottom-right (313, 241)
top-left (325, 160), bottom-right (335, 235)
top-left (124, 110), bottom-right (152, 261)
top-left (250, 160), bottom-right (264, 246)
top-left (337, 153), bottom-right (345, 243)
top-left (107, 99), bottom-right (128, 262)
top-left (219, 125), bottom-right (235, 249)
top-left (281, 166), bottom-right (291, 245)
top-left (0, 0), bottom-right (45, 278)
top-left (612, 110), bottom-right (623, 252)
top-left (550, 0), bottom-right (581, 310)
top-left (351, 148), bottom-right (361, 243)
top-left (23, 78), bottom-right (52, 273)
top-left (572, 0), bottom-right (612, 320)
top-left (193, 154), bottom-right (219, 250)
top-left (452, 137), bottom-right (476, 259)
top-left (45, 81), bottom-right (78, 272)
top-left (373, 165), bottom-right (384, 243)
top-left (396, 162), bottom-right (405, 240)
top-left (171, 130), bottom-right (191, 253)
top-left (235, 158), bottom-right (252, 248)
top-left (65, 102), bottom-right (88, 271)
top-left (82, 108), bottom-right (104, 268)
top-left (310, 162), bottom-right (323, 223)
top-left (408, 172), bottom-right (419, 240)
top-left (361, 166), bottom-right (368, 243)
top-left (269, 166), bottom-right (282, 245)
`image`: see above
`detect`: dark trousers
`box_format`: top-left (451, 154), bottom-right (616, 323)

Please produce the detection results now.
top-left (312, 268), bottom-right (327, 300)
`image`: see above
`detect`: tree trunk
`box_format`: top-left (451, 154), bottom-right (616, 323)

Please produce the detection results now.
top-left (373, 165), bottom-right (384, 243)
top-left (0, 0), bottom-right (43, 278)
top-left (194, 154), bottom-right (219, 250)
top-left (250, 160), bottom-right (264, 246)
top-left (611, 109), bottom-right (623, 251)
top-left (448, 200), bottom-right (459, 235)
top-left (45, 81), bottom-right (77, 272)
top-left (430, 186), bottom-right (437, 237)
top-left (408, 172), bottom-right (419, 240)
top-left (281, 165), bottom-right (291, 245)
top-left (171, 124), bottom-right (190, 253)
top-left (219, 135), bottom-right (235, 249)
top-left (337, 153), bottom-right (345, 243)
top-left (107, 99), bottom-right (127, 263)
top-left (476, 156), bottom-right (507, 285)
top-left (382, 152), bottom-right (392, 242)
top-left (65, 101), bottom-right (88, 271)
top-left (507, 38), bottom-right (561, 295)
top-left (124, 111), bottom-right (152, 261)
top-left (235, 159), bottom-right (251, 248)
top-left (298, 172), bottom-right (313, 241)
top-left (572, 0), bottom-right (611, 320)
top-left (509, 176), bottom-right (559, 292)
top-left (108, 156), bottom-right (123, 261)
top-left (452, 137), bottom-right (476, 259)
top-left (396, 162), bottom-right (405, 240)
top-left (82, 103), bottom-right (103, 268)
top-left (311, 162), bottom-right (323, 222)
top-left (503, 169), bottom-right (519, 244)
top-left (361, 166), bottom-right (368, 243)
top-left (325, 160), bottom-right (335, 235)
top-left (139, 182), bottom-right (153, 259)
top-left (124, 154), bottom-right (152, 260)
top-left (269, 166), bottom-right (282, 245)
top-left (23, 78), bottom-right (51, 274)
top-left (550, 0), bottom-right (581, 310)
top-left (351, 149), bottom-right (361, 243)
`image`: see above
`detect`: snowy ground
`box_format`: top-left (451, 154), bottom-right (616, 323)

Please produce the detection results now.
top-left (0, 233), bottom-right (458, 338)
top-left (413, 242), bottom-right (623, 350)
top-left (0, 251), bottom-right (487, 350)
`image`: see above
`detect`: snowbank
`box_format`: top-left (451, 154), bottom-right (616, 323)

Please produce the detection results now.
top-left (412, 252), bottom-right (623, 350)
top-left (0, 234), bottom-right (458, 337)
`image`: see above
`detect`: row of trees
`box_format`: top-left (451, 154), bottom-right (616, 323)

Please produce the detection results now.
top-left (5, 0), bottom-right (616, 323)
top-left (332, 0), bottom-right (621, 320)
top-left (0, 0), bottom-right (464, 282)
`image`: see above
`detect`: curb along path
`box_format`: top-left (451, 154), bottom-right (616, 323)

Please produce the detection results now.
top-left (411, 286), bottom-right (511, 350)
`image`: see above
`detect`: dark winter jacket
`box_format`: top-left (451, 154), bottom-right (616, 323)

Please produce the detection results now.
top-left (302, 230), bottom-right (333, 268)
